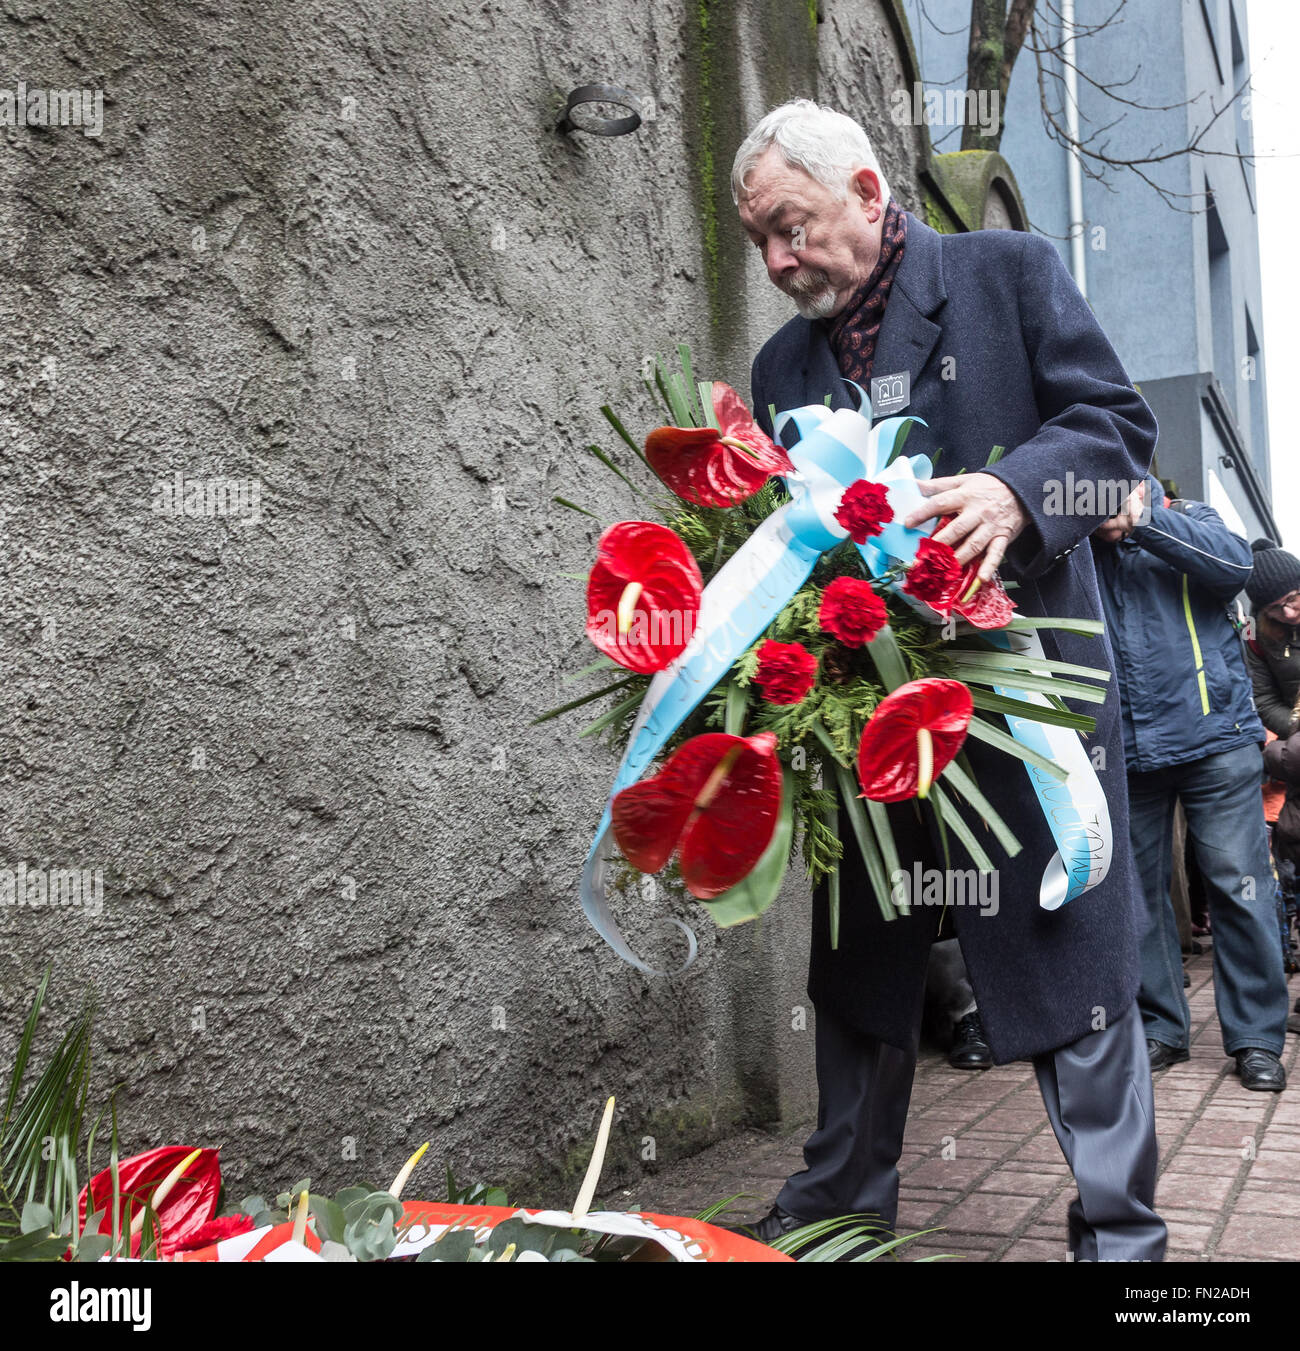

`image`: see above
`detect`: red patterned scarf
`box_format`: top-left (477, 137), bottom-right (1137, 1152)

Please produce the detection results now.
top-left (826, 199), bottom-right (908, 386)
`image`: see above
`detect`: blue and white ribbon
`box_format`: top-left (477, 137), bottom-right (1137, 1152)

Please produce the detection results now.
top-left (983, 627), bottom-right (1113, 909)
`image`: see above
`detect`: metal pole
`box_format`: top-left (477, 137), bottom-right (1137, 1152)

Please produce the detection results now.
top-left (1062, 0), bottom-right (1088, 298)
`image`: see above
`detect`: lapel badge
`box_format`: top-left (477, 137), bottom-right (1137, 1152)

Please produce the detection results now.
top-left (870, 370), bottom-right (910, 417)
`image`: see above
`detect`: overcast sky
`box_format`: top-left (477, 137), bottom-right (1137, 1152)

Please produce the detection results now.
top-left (1247, 0), bottom-right (1298, 551)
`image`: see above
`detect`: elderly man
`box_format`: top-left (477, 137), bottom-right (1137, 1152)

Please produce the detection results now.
top-left (733, 100), bottom-right (1165, 1261)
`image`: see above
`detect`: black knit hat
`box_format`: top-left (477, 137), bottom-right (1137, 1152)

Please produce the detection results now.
top-left (1246, 539), bottom-right (1300, 609)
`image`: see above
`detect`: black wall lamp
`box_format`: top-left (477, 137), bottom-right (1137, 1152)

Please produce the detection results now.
top-left (557, 84), bottom-right (646, 137)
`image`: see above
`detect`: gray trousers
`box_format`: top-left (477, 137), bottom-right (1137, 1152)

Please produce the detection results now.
top-left (928, 936), bottom-right (977, 1024)
top-left (777, 996), bottom-right (1166, 1261)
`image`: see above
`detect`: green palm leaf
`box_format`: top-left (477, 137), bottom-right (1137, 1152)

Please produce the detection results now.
top-left (0, 968), bottom-right (96, 1251)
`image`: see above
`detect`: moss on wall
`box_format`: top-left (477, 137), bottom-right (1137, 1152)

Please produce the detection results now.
top-left (684, 0), bottom-right (818, 373)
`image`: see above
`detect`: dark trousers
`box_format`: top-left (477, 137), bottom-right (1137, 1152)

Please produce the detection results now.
top-left (1127, 744), bottom-right (1290, 1054)
top-left (776, 995), bottom-right (1166, 1261)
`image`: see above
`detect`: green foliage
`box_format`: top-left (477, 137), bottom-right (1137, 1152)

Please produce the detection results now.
top-left (0, 967), bottom-right (113, 1262)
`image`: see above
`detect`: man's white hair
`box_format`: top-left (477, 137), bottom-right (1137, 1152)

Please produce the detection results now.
top-left (730, 99), bottom-right (892, 207)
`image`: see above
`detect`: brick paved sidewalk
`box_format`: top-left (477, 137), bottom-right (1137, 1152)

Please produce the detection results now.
top-left (619, 951), bottom-right (1300, 1260)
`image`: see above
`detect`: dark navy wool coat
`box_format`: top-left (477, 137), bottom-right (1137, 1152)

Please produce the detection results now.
top-left (750, 210), bottom-right (1158, 1063)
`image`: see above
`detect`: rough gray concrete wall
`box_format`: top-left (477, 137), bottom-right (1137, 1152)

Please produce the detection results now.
top-left (0, 0), bottom-right (922, 1204)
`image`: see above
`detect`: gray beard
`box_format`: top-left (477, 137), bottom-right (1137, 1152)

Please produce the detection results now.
top-left (781, 268), bottom-right (839, 320)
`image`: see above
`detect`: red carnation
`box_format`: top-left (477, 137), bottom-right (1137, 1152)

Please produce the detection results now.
top-left (834, 479), bottom-right (894, 544)
top-left (925, 515), bottom-right (1016, 628)
top-left (754, 640), bottom-right (817, 705)
top-left (819, 576), bottom-right (889, 648)
top-left (902, 537), bottom-right (963, 615)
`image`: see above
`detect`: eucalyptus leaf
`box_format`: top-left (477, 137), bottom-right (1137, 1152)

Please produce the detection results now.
top-left (73, 1234), bottom-right (112, 1263)
top-left (309, 1194), bottom-right (346, 1244)
top-left (487, 1218), bottom-right (557, 1256)
top-left (343, 1192), bottom-right (404, 1262)
top-left (334, 1186), bottom-right (372, 1213)
top-left (276, 1179), bottom-right (311, 1210)
top-left (20, 1201), bottom-right (53, 1235)
top-left (0, 1229), bottom-right (71, 1261)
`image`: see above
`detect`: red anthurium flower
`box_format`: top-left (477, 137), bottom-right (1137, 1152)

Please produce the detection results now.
top-left (856, 678), bottom-right (973, 802)
top-left (165, 1212), bottom-right (257, 1257)
top-left (645, 382), bottom-right (794, 508)
top-left (586, 521), bottom-right (703, 673)
top-left (902, 536), bottom-right (964, 615)
top-left (953, 569), bottom-right (1017, 628)
top-left (930, 515), bottom-right (1017, 628)
top-left (754, 640), bottom-right (817, 705)
top-left (820, 576), bottom-right (889, 647)
top-left (835, 479), bottom-right (894, 544)
top-left (611, 732), bottom-right (783, 899)
top-left (77, 1145), bottom-right (221, 1258)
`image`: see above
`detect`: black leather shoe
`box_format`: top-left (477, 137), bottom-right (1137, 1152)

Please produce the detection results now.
top-left (729, 1204), bottom-right (804, 1243)
top-left (1147, 1039), bottom-right (1190, 1070)
top-left (1234, 1048), bottom-right (1287, 1092)
top-left (948, 1011), bottom-right (992, 1069)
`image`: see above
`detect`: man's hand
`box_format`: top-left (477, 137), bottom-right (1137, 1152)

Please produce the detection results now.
top-left (902, 472), bottom-right (1029, 583)
top-left (1092, 479), bottom-right (1148, 545)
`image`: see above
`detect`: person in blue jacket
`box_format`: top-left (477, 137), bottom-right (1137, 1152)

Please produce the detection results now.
top-left (1091, 474), bottom-right (1290, 1089)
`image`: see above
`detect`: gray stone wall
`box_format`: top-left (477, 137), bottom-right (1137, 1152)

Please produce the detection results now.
top-left (0, 0), bottom-right (924, 1204)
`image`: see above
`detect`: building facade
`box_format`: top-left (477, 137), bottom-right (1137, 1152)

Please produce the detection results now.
top-left (902, 0), bottom-right (1277, 540)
